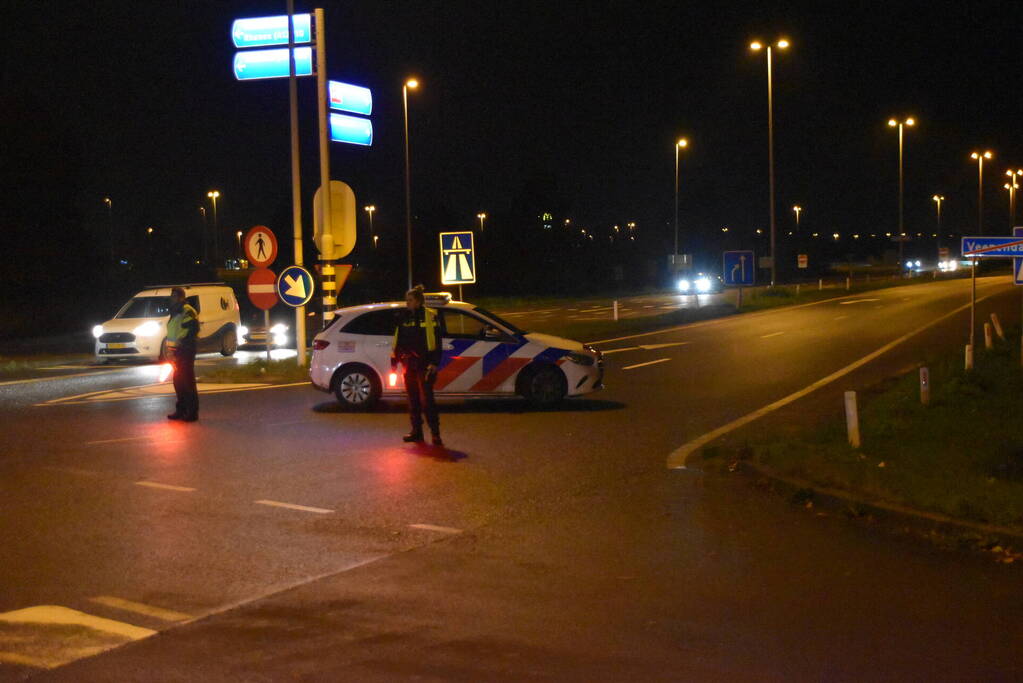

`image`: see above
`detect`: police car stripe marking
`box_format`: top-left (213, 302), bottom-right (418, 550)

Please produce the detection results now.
top-left (480, 340), bottom-right (527, 376)
top-left (434, 355), bottom-right (479, 390)
top-left (470, 357), bottom-right (530, 392)
top-left (437, 339), bottom-right (475, 370)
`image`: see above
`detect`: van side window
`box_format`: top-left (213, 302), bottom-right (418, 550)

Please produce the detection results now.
top-left (220, 297), bottom-right (228, 310)
top-left (342, 310), bottom-right (398, 335)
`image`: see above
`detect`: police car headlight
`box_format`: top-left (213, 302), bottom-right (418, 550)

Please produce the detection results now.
top-left (567, 352), bottom-right (595, 366)
top-left (92, 325), bottom-right (104, 339)
top-left (237, 325), bottom-right (249, 338)
top-left (133, 321), bottom-right (161, 337)
top-left (677, 279), bottom-right (691, 292)
top-left (695, 277), bottom-right (712, 293)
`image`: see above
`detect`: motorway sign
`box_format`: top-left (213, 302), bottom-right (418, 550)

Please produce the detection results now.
top-left (244, 225), bottom-right (277, 267)
top-left (276, 265), bottom-right (314, 307)
top-left (328, 81), bottom-right (373, 116)
top-left (960, 236), bottom-right (1023, 257)
top-left (1015, 227), bottom-right (1023, 286)
top-left (439, 232), bottom-right (476, 285)
top-left (247, 268), bottom-right (278, 310)
top-left (723, 250), bottom-right (755, 286)
top-left (329, 113), bottom-right (373, 146)
top-left (233, 47), bottom-right (313, 80)
top-left (232, 14), bottom-right (312, 48)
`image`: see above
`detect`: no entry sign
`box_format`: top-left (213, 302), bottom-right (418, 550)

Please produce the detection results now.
top-left (247, 267), bottom-right (278, 310)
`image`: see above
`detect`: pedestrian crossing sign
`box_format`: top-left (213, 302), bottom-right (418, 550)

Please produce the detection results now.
top-left (439, 231), bottom-right (476, 285)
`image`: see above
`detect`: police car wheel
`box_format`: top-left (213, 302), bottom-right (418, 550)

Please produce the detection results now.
top-left (333, 365), bottom-right (381, 409)
top-left (524, 364), bottom-right (566, 408)
top-left (220, 330), bottom-right (237, 357)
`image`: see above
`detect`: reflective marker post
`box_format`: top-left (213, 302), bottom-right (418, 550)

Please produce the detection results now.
top-left (287, 0), bottom-right (306, 367)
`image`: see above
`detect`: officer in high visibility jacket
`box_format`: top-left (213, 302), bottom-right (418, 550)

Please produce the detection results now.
top-left (391, 285), bottom-right (443, 445)
top-left (166, 287), bottom-right (200, 422)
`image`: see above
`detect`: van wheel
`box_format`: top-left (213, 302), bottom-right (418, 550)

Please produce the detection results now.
top-left (220, 329), bottom-right (238, 357)
top-left (332, 364), bottom-right (381, 410)
top-left (523, 364), bottom-right (567, 408)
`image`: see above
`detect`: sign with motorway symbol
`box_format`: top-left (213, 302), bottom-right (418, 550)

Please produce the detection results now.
top-left (961, 236), bottom-right (1023, 258)
top-left (233, 47), bottom-right (313, 80)
top-left (232, 14), bottom-right (312, 48)
top-left (439, 232), bottom-right (476, 285)
top-left (244, 226), bottom-right (277, 267)
top-left (723, 250), bottom-right (755, 286)
top-left (247, 268), bottom-right (278, 310)
top-left (276, 265), bottom-right (314, 307)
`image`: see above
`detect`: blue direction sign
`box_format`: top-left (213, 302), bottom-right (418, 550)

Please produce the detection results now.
top-left (961, 236), bottom-right (1023, 257)
top-left (232, 14), bottom-right (312, 48)
top-left (1015, 227), bottom-right (1023, 286)
top-left (723, 250), bottom-right (755, 286)
top-left (439, 232), bottom-right (476, 285)
top-left (329, 113), bottom-right (373, 146)
top-left (233, 47), bottom-right (313, 81)
top-left (276, 265), bottom-right (314, 307)
top-left (328, 81), bottom-right (373, 116)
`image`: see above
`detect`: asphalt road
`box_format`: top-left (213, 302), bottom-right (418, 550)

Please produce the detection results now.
top-left (1, 276), bottom-right (1020, 681)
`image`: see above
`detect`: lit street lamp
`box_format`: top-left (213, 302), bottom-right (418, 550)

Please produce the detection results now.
top-left (932, 194), bottom-right (944, 234)
top-left (792, 205), bottom-right (802, 229)
top-left (236, 230), bottom-right (243, 261)
top-left (207, 190), bottom-right (221, 264)
top-left (1004, 170), bottom-right (1022, 229)
top-left (103, 197), bottom-right (113, 261)
top-left (402, 78), bottom-right (419, 289)
top-left (750, 37), bottom-right (790, 285)
top-left (477, 212), bottom-right (486, 231)
top-left (888, 116), bottom-right (915, 267)
top-left (673, 137), bottom-right (688, 263)
top-left (970, 151), bottom-right (993, 233)
top-left (364, 205), bottom-right (376, 238)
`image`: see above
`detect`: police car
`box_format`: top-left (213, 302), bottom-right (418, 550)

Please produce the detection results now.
top-left (309, 293), bottom-right (603, 409)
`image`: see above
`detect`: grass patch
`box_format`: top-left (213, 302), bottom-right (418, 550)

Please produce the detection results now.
top-left (198, 357), bottom-right (311, 384)
top-left (745, 327), bottom-right (1023, 530)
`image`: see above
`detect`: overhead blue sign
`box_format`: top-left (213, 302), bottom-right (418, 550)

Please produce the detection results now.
top-left (328, 81), bottom-right (373, 116)
top-left (232, 14), bottom-right (313, 48)
top-left (1014, 227), bottom-right (1023, 286)
top-left (961, 236), bottom-right (1023, 258)
top-left (439, 232), bottom-right (476, 285)
top-left (722, 250), bottom-right (755, 286)
top-left (276, 265), bottom-right (314, 307)
top-left (233, 47), bottom-right (313, 81)
top-left (329, 113), bottom-right (373, 146)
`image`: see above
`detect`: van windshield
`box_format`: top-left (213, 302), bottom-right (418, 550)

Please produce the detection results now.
top-left (116, 297), bottom-right (172, 319)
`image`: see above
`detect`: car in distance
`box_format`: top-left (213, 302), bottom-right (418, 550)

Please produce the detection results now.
top-left (676, 272), bottom-right (724, 294)
top-left (309, 293), bottom-right (603, 409)
top-left (92, 283), bottom-right (241, 362)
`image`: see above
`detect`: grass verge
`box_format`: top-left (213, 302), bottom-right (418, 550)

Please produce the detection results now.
top-left (716, 326), bottom-right (1023, 531)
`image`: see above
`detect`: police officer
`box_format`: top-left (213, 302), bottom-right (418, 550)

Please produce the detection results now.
top-left (391, 285), bottom-right (443, 446)
top-left (166, 286), bottom-right (200, 422)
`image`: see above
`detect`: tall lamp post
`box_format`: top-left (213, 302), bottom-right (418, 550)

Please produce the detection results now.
top-left (887, 116), bottom-right (915, 268)
top-left (207, 190), bottom-right (220, 264)
top-left (103, 197), bottom-right (113, 261)
top-left (198, 206), bottom-right (208, 263)
top-left (236, 230), bottom-right (243, 262)
top-left (402, 78), bottom-right (419, 289)
top-left (750, 38), bottom-right (789, 286)
top-left (1004, 169), bottom-right (1022, 229)
top-left (932, 194), bottom-right (944, 234)
top-left (673, 138), bottom-right (688, 265)
top-left (970, 151), bottom-right (992, 233)
top-left (477, 212), bottom-right (486, 231)
top-left (364, 205), bottom-right (376, 240)
top-left (792, 205), bottom-right (802, 229)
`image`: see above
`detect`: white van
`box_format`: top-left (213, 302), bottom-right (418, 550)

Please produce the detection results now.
top-left (92, 283), bottom-right (241, 362)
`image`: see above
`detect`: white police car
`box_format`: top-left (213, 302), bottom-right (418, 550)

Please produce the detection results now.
top-left (310, 293), bottom-right (603, 409)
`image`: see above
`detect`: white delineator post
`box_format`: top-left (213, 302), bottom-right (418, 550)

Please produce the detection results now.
top-left (991, 313), bottom-right (1005, 341)
top-left (984, 322), bottom-right (993, 350)
top-left (845, 276), bottom-right (851, 291)
top-left (919, 366), bottom-right (930, 406)
top-left (613, 300), bottom-right (619, 321)
top-left (965, 344), bottom-right (974, 370)
top-left (844, 391), bottom-right (861, 448)
top-left (287, 0), bottom-right (306, 366)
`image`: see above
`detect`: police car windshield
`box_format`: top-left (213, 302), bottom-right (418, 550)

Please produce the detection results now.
top-left (472, 306), bottom-right (526, 335)
top-left (116, 297), bottom-right (172, 319)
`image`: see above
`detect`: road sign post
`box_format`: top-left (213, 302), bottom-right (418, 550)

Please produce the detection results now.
top-left (439, 232), bottom-right (477, 286)
top-left (723, 250), bottom-right (755, 308)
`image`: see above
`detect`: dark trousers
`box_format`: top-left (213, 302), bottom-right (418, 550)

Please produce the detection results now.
top-left (172, 346), bottom-right (199, 418)
top-left (404, 365), bottom-right (439, 435)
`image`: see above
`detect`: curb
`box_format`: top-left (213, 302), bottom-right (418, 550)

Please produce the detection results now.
top-left (736, 460), bottom-right (1023, 553)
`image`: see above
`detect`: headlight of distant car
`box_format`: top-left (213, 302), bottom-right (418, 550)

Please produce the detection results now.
top-left (270, 323), bottom-right (289, 346)
top-left (237, 325), bottom-right (249, 338)
top-left (92, 325), bottom-right (104, 339)
top-left (695, 277), bottom-right (712, 293)
top-left (133, 321), bottom-right (161, 337)
top-left (567, 351), bottom-right (595, 366)
top-left (270, 323), bottom-right (288, 334)
top-left (677, 279), bottom-right (691, 292)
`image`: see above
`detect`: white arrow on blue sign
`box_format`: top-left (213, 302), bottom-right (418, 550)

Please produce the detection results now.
top-left (232, 14), bottom-right (312, 49)
top-left (329, 113), bottom-right (373, 146)
top-left (722, 250), bottom-right (755, 286)
top-left (233, 47), bottom-right (313, 81)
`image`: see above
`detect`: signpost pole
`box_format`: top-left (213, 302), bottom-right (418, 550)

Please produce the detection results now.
top-left (265, 309), bottom-right (271, 362)
top-left (286, 0), bottom-right (307, 367)
top-left (315, 7), bottom-right (333, 332)
top-left (970, 257), bottom-right (977, 356)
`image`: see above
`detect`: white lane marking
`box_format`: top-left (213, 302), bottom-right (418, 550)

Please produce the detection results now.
top-left (580, 307), bottom-right (612, 313)
top-left (88, 597), bottom-right (191, 623)
top-left (666, 293), bottom-right (998, 469)
top-left (0, 368), bottom-right (128, 387)
top-left (600, 346), bottom-right (640, 355)
top-left (623, 358), bottom-right (671, 370)
top-left (37, 381), bottom-right (308, 406)
top-left (833, 315), bottom-right (848, 321)
top-left (409, 523), bottom-right (462, 534)
top-left (497, 308), bottom-right (562, 316)
top-left (640, 342), bottom-right (690, 350)
top-left (0, 605), bottom-right (155, 640)
top-left (255, 499), bottom-right (333, 514)
top-left (838, 298), bottom-right (881, 305)
top-left (643, 305), bottom-right (655, 308)
top-left (135, 481), bottom-right (196, 493)
top-left (760, 331), bottom-right (786, 339)
top-left (87, 435), bottom-right (155, 445)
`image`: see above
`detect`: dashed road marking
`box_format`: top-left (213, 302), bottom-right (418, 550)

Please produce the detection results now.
top-left (87, 435), bottom-right (155, 445)
top-left (409, 523), bottom-right (462, 534)
top-left (600, 346), bottom-right (640, 355)
top-left (0, 368), bottom-right (128, 388)
top-left (88, 597), bottom-right (191, 623)
top-left (639, 342), bottom-right (690, 350)
top-left (760, 331), bottom-right (786, 339)
top-left (135, 481), bottom-right (196, 493)
top-left (255, 499), bottom-right (333, 514)
top-left (37, 381), bottom-right (308, 406)
top-left (839, 298), bottom-right (881, 305)
top-left (623, 358), bottom-right (671, 371)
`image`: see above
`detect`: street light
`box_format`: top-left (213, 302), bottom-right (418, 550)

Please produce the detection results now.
top-left (477, 212), bottom-right (487, 231)
top-left (792, 205), bottom-right (802, 229)
top-left (1004, 170), bottom-right (1022, 228)
top-left (103, 197), bottom-right (113, 261)
top-left (888, 116), bottom-right (915, 267)
top-left (402, 78), bottom-right (419, 289)
top-left (364, 205), bottom-right (376, 238)
top-left (932, 195), bottom-right (944, 236)
top-left (207, 190), bottom-right (220, 264)
top-left (750, 38), bottom-right (789, 285)
top-left (673, 137), bottom-right (688, 263)
top-left (970, 151), bottom-right (993, 233)
top-left (236, 230), bottom-right (243, 261)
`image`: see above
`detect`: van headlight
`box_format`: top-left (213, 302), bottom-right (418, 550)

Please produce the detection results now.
top-left (677, 279), bottom-right (691, 292)
top-left (695, 277), bottom-right (712, 293)
top-left (133, 321), bottom-right (161, 337)
top-left (92, 325), bottom-right (104, 339)
top-left (237, 325), bottom-right (249, 338)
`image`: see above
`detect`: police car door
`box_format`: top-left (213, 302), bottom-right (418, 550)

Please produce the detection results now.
top-left (433, 308), bottom-right (520, 394)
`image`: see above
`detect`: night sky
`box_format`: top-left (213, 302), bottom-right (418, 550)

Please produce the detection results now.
top-left (5, 0), bottom-right (1023, 301)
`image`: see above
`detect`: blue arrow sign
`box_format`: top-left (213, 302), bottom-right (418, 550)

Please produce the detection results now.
top-left (233, 47), bottom-right (313, 81)
top-left (439, 232), bottom-right (476, 285)
top-left (329, 113), bottom-right (373, 146)
top-left (722, 250), bottom-right (755, 286)
top-left (961, 236), bottom-right (1023, 257)
top-left (232, 14), bottom-right (312, 49)
top-left (328, 81), bottom-right (373, 116)
top-left (276, 265), bottom-right (314, 307)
